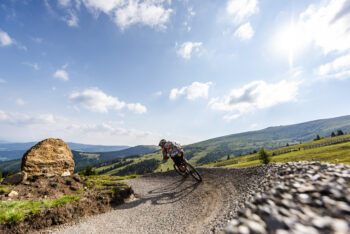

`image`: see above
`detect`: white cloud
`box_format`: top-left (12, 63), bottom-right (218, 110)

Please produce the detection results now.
top-left (176, 41), bottom-right (203, 59)
top-left (16, 98), bottom-right (25, 106)
top-left (58, 0), bottom-right (71, 7)
top-left (64, 10), bottom-right (79, 27)
top-left (23, 62), bottom-right (39, 70)
top-left (31, 37), bottom-right (43, 43)
top-left (0, 78), bottom-right (5, 83)
top-left (69, 88), bottom-right (147, 114)
top-left (317, 53), bottom-right (350, 80)
top-left (53, 69), bottom-right (69, 81)
top-left (0, 29), bottom-right (13, 46)
top-left (234, 22), bottom-right (254, 40)
top-left (114, 0), bottom-right (173, 30)
top-left (278, 0), bottom-right (350, 55)
top-left (209, 80), bottom-right (300, 120)
top-left (226, 0), bottom-right (258, 24)
top-left (170, 82), bottom-right (212, 100)
top-left (0, 110), bottom-right (56, 125)
top-left (64, 0), bottom-right (173, 30)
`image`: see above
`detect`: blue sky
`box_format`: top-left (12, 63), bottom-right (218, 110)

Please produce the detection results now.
top-left (1, 0), bottom-right (350, 146)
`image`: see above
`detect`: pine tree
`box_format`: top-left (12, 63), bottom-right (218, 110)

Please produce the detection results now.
top-left (331, 132), bottom-right (336, 137)
top-left (259, 147), bottom-right (270, 164)
top-left (337, 130), bottom-right (344, 136)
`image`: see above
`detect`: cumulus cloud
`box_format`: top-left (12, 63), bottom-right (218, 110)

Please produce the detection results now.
top-left (226, 0), bottom-right (258, 24)
top-left (53, 69), bottom-right (69, 81)
top-left (209, 80), bottom-right (300, 120)
top-left (56, 0), bottom-right (172, 30)
top-left (69, 88), bottom-right (147, 114)
top-left (288, 0), bottom-right (350, 55)
top-left (170, 82), bottom-right (212, 100)
top-left (317, 53), bottom-right (350, 80)
top-left (234, 22), bottom-right (254, 40)
top-left (176, 42), bottom-right (203, 59)
top-left (0, 29), bottom-right (13, 46)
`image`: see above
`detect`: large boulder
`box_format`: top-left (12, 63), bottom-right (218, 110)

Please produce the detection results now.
top-left (21, 138), bottom-right (74, 177)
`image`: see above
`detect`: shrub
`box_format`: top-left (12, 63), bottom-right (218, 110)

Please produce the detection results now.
top-left (337, 130), bottom-right (344, 136)
top-left (258, 147), bottom-right (270, 164)
top-left (79, 166), bottom-right (98, 176)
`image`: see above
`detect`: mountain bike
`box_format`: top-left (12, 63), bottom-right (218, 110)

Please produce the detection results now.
top-left (173, 158), bottom-right (202, 182)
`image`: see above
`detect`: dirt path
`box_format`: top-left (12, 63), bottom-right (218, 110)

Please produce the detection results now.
top-left (50, 167), bottom-right (270, 234)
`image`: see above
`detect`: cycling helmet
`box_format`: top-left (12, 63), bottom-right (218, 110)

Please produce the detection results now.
top-left (158, 139), bottom-right (166, 147)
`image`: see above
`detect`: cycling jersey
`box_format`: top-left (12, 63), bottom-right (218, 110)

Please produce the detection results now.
top-left (162, 141), bottom-right (184, 160)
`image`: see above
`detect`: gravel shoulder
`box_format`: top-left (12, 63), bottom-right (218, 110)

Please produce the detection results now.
top-left (50, 162), bottom-right (350, 234)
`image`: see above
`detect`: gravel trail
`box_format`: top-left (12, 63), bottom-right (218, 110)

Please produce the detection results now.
top-left (51, 166), bottom-right (268, 234)
top-left (50, 162), bottom-right (350, 234)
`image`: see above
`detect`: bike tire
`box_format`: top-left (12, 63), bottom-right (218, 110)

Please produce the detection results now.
top-left (173, 163), bottom-right (187, 176)
top-left (185, 162), bottom-right (202, 182)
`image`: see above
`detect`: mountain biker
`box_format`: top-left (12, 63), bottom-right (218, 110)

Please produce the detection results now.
top-left (158, 139), bottom-right (186, 172)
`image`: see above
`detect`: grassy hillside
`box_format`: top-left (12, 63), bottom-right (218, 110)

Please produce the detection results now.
top-left (94, 132), bottom-right (350, 176)
top-left (183, 115), bottom-right (350, 164)
top-left (205, 133), bottom-right (350, 168)
top-left (0, 145), bottom-right (158, 173)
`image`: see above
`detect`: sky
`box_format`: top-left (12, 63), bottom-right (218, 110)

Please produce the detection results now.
top-left (1, 0), bottom-right (350, 146)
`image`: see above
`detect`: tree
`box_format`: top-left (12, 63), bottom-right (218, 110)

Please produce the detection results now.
top-left (227, 154), bottom-right (230, 160)
top-left (331, 132), bottom-right (336, 137)
top-left (313, 135), bottom-right (321, 141)
top-left (286, 143), bottom-right (289, 147)
top-left (258, 147), bottom-right (270, 164)
top-left (337, 130), bottom-right (344, 136)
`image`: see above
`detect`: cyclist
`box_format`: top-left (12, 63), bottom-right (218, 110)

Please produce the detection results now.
top-left (158, 139), bottom-right (186, 172)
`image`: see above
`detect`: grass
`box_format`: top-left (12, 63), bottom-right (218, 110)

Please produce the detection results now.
top-left (205, 134), bottom-right (350, 168)
top-left (82, 175), bottom-right (132, 192)
top-left (0, 195), bottom-right (81, 223)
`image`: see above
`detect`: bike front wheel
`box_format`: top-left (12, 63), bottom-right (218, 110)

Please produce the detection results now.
top-left (185, 162), bottom-right (202, 182)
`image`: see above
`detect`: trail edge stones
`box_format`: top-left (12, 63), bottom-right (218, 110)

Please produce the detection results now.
top-left (21, 138), bottom-right (75, 177)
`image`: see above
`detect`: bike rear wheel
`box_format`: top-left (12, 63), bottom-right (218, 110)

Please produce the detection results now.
top-left (173, 163), bottom-right (187, 176)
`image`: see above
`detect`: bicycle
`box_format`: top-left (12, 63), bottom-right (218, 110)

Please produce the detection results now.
top-left (173, 158), bottom-right (202, 182)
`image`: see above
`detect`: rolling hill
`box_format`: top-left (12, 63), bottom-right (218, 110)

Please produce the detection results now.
top-left (0, 142), bottom-right (130, 161)
top-left (93, 115), bottom-right (350, 175)
top-left (0, 145), bottom-right (158, 173)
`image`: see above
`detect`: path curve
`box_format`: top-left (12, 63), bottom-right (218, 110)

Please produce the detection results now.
top-left (51, 167), bottom-right (271, 234)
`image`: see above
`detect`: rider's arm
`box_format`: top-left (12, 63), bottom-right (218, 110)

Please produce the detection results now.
top-left (162, 148), bottom-right (168, 160)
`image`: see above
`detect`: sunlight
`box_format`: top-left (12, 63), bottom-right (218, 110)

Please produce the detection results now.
top-left (274, 20), bottom-right (306, 68)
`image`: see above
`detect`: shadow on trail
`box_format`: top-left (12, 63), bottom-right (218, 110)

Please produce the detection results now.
top-left (116, 176), bottom-right (201, 210)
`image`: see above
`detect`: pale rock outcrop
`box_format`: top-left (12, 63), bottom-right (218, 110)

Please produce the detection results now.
top-left (21, 138), bottom-right (74, 177)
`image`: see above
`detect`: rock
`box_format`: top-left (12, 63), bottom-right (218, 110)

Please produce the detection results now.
top-left (8, 190), bottom-right (18, 198)
top-left (21, 138), bottom-right (74, 177)
top-left (61, 171), bottom-right (71, 176)
top-left (2, 171), bottom-right (27, 185)
top-left (72, 174), bottom-right (82, 182)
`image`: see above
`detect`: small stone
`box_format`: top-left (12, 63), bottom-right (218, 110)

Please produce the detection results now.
top-left (61, 171), bottom-right (71, 176)
top-left (312, 216), bottom-right (332, 229)
top-left (238, 225), bottom-right (249, 234)
top-left (294, 223), bottom-right (318, 234)
top-left (265, 217), bottom-right (286, 230)
top-left (8, 190), bottom-right (18, 198)
top-left (331, 219), bottom-right (349, 233)
top-left (298, 194), bottom-right (311, 204)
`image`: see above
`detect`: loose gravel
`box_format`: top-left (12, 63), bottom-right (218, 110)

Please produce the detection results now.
top-left (225, 162), bottom-right (350, 234)
top-left (48, 162), bottom-right (350, 234)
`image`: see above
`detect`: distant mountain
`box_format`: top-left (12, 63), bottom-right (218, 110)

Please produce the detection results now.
top-left (0, 145), bottom-right (158, 173)
top-left (0, 142), bottom-right (130, 161)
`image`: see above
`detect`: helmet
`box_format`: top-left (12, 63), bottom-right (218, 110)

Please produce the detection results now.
top-left (158, 139), bottom-right (166, 147)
